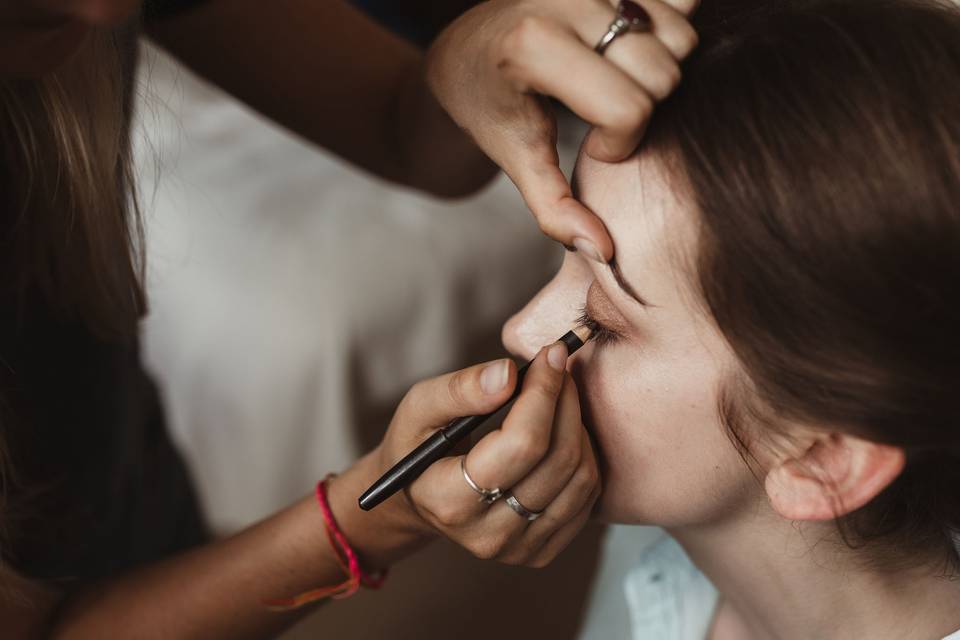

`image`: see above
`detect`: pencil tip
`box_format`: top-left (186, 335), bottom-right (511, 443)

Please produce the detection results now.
top-left (572, 324), bottom-right (592, 344)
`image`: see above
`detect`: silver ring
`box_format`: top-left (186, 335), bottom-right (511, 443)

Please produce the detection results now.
top-left (504, 493), bottom-right (543, 521)
top-left (595, 0), bottom-right (653, 55)
top-left (461, 457), bottom-right (503, 504)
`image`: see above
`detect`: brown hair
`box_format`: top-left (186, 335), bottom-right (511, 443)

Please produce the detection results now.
top-left (647, 0), bottom-right (960, 570)
top-left (0, 27), bottom-right (143, 340)
top-left (0, 27), bottom-right (142, 567)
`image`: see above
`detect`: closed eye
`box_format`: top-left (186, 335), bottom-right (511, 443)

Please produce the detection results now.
top-left (575, 305), bottom-right (623, 347)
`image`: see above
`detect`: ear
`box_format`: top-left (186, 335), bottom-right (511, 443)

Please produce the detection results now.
top-left (764, 432), bottom-right (905, 521)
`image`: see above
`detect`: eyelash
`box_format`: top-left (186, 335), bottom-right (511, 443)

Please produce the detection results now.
top-left (575, 305), bottom-right (624, 347)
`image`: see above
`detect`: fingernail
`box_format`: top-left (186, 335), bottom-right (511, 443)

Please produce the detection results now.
top-left (547, 342), bottom-right (568, 371)
top-left (572, 237), bottom-right (605, 263)
top-left (480, 360), bottom-right (509, 394)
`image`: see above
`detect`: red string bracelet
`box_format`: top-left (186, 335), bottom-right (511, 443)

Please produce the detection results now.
top-left (263, 475), bottom-right (388, 610)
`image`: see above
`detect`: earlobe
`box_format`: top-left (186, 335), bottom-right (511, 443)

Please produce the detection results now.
top-left (764, 434), bottom-right (905, 522)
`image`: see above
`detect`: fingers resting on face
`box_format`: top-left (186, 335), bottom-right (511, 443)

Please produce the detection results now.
top-left (404, 342), bottom-right (600, 567)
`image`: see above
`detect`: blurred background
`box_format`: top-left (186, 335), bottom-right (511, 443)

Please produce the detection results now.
top-left (132, 3), bottom-right (609, 637)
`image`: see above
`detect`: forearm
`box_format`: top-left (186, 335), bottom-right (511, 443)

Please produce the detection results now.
top-left (147, 0), bottom-right (496, 197)
top-left (46, 453), bottom-right (430, 640)
top-left (389, 63), bottom-right (499, 197)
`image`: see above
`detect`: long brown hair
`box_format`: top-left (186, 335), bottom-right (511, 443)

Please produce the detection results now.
top-left (647, 0), bottom-right (960, 569)
top-left (0, 27), bottom-right (143, 340)
top-left (0, 26), bottom-right (142, 567)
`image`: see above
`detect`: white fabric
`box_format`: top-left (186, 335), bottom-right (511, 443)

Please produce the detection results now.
top-left (578, 527), bottom-right (718, 640)
top-left (131, 43), bottom-right (606, 640)
top-left (578, 525), bottom-right (669, 639)
top-left (132, 44), bottom-right (564, 531)
top-left (623, 536), bottom-right (718, 640)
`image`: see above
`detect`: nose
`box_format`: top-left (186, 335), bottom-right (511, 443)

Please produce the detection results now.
top-left (502, 252), bottom-right (594, 360)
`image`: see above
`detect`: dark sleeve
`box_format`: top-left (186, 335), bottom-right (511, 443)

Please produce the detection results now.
top-left (142, 0), bottom-right (211, 22)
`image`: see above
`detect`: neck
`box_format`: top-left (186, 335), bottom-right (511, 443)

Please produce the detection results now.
top-left (669, 509), bottom-right (960, 640)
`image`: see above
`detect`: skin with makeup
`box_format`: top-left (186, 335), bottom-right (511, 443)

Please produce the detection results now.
top-left (503, 2), bottom-right (960, 637)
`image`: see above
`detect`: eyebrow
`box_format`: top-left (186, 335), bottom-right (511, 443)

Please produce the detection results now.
top-left (571, 161), bottom-right (652, 307)
top-left (610, 259), bottom-right (651, 308)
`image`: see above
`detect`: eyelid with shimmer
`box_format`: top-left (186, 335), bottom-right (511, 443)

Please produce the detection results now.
top-left (575, 305), bottom-right (623, 347)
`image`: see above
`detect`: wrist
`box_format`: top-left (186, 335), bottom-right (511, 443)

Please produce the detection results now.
top-left (325, 451), bottom-right (436, 571)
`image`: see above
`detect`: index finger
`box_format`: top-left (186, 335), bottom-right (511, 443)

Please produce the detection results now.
top-left (462, 341), bottom-right (570, 490)
top-left (504, 140), bottom-right (614, 262)
top-left (405, 341), bottom-right (570, 520)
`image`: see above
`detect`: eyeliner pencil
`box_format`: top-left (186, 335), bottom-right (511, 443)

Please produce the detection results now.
top-left (359, 327), bottom-right (591, 511)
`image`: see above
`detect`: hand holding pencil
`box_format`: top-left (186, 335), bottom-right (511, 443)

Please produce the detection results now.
top-left (326, 335), bottom-right (600, 570)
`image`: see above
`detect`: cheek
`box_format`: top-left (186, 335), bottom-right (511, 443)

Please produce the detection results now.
top-left (576, 341), bottom-right (758, 527)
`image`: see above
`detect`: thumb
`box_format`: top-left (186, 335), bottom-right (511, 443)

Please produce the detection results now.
top-left (394, 359), bottom-right (518, 436)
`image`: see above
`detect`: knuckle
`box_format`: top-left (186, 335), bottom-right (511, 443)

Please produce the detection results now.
top-left (446, 370), bottom-right (471, 409)
top-left (574, 463), bottom-right (600, 494)
top-left (398, 382), bottom-right (426, 417)
top-left (511, 431), bottom-right (549, 463)
top-left (506, 15), bottom-right (554, 58)
top-left (656, 63), bottom-right (683, 99)
top-left (673, 24), bottom-right (699, 58)
top-left (555, 442), bottom-right (582, 475)
top-left (600, 91), bottom-right (653, 132)
top-left (646, 73), bottom-right (676, 102)
top-left (535, 213), bottom-right (563, 239)
top-left (466, 535), bottom-right (506, 561)
top-left (679, 0), bottom-right (701, 17)
top-left (405, 379), bottom-right (429, 405)
top-left (431, 501), bottom-right (468, 529)
top-left (533, 370), bottom-right (564, 399)
top-left (590, 484), bottom-right (603, 504)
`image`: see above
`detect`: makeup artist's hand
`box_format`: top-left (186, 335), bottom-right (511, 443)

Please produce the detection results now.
top-left (426, 0), bottom-right (698, 263)
top-left (354, 340), bottom-right (600, 568)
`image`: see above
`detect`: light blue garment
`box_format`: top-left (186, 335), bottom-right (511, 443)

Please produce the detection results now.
top-left (578, 525), bottom-right (960, 640)
top-left (579, 526), bottom-right (717, 640)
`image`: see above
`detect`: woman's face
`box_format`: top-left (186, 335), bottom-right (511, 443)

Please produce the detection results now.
top-left (503, 149), bottom-right (762, 527)
top-left (0, 0), bottom-right (138, 76)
